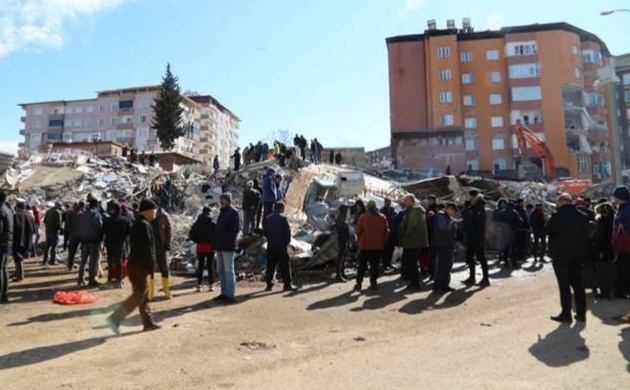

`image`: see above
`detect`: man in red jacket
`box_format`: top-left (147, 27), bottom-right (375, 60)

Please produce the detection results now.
top-left (354, 200), bottom-right (390, 292)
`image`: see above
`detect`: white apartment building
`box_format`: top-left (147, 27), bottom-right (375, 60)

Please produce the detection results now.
top-left (19, 86), bottom-right (240, 166)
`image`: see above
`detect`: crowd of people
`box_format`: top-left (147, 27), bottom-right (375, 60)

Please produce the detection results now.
top-left (3, 179), bottom-right (630, 331)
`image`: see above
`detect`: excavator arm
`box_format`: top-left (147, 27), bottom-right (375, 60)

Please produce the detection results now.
top-left (514, 120), bottom-right (556, 179)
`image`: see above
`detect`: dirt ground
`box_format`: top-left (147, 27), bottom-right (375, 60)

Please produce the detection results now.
top-left (1, 255), bottom-right (630, 389)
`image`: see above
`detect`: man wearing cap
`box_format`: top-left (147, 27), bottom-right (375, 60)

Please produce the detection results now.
top-left (42, 200), bottom-right (63, 266)
top-left (545, 193), bottom-right (590, 323)
top-left (263, 202), bottom-right (297, 292)
top-left (398, 194), bottom-right (429, 292)
top-left (12, 202), bottom-right (35, 282)
top-left (355, 200), bottom-right (389, 291)
top-left (0, 191), bottom-right (14, 304)
top-left (107, 199), bottom-right (161, 334)
top-left (212, 193), bottom-right (240, 304)
top-left (612, 186), bottom-right (630, 323)
top-left (242, 180), bottom-right (261, 236)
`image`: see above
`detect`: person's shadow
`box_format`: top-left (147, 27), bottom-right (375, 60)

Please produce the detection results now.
top-left (619, 327), bottom-right (630, 373)
top-left (529, 323), bottom-right (589, 367)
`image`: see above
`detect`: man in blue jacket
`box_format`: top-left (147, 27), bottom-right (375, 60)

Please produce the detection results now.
top-left (212, 193), bottom-right (240, 304)
top-left (262, 169), bottom-right (277, 220)
top-left (263, 202), bottom-right (297, 292)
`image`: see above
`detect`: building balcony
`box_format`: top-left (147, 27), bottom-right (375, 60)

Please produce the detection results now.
top-left (117, 122), bottom-right (134, 130)
top-left (20, 116), bottom-right (26, 123)
top-left (118, 107), bottom-right (134, 114)
top-left (200, 114), bottom-right (210, 120)
top-left (19, 129), bottom-right (26, 136)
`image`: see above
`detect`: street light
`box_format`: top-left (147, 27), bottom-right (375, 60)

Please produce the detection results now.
top-left (600, 9), bottom-right (630, 15)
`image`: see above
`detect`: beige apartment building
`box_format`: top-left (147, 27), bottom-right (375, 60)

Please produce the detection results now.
top-left (19, 85), bottom-right (240, 167)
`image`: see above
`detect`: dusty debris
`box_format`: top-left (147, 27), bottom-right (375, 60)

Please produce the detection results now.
top-left (239, 341), bottom-right (276, 351)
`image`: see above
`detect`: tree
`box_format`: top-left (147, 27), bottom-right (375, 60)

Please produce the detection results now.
top-left (267, 129), bottom-right (293, 145)
top-left (151, 63), bottom-right (186, 150)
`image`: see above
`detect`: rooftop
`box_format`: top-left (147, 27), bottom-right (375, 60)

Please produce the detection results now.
top-left (188, 94), bottom-right (241, 122)
top-left (386, 22), bottom-right (612, 57)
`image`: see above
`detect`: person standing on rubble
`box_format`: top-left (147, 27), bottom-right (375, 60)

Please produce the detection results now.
top-left (329, 150), bottom-right (335, 165)
top-left (335, 151), bottom-right (342, 165)
top-left (43, 201), bottom-right (63, 267)
top-left (354, 200), bottom-right (389, 292)
top-left (65, 201), bottom-right (85, 270)
top-left (189, 207), bottom-right (216, 292)
top-left (253, 178), bottom-right (264, 229)
top-left (299, 135), bottom-right (307, 162)
top-left (232, 147), bottom-right (242, 171)
top-left (463, 190), bottom-right (490, 287)
top-left (398, 195), bottom-right (428, 292)
top-left (380, 198), bottom-right (398, 271)
top-left (529, 204), bottom-right (547, 263)
top-left (262, 169), bottom-right (277, 221)
top-left (242, 181), bottom-right (261, 236)
top-left (12, 201), bottom-right (34, 282)
top-left (150, 206), bottom-right (172, 301)
top-left (212, 193), bottom-right (240, 304)
top-left (0, 191), bottom-right (14, 304)
top-left (107, 199), bottom-right (161, 334)
top-left (213, 155), bottom-right (220, 174)
top-left (102, 201), bottom-right (132, 289)
top-left (77, 198), bottom-right (104, 287)
top-left (263, 202), bottom-right (298, 292)
top-left (545, 193), bottom-right (589, 323)
top-left (335, 204), bottom-right (351, 282)
top-left (274, 174), bottom-right (285, 202)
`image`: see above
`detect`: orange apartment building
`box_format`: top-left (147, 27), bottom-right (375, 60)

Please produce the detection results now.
top-left (387, 21), bottom-right (618, 183)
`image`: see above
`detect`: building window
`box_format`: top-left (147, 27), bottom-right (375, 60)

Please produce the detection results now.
top-left (85, 118), bottom-right (95, 126)
top-left (509, 63), bottom-right (540, 79)
top-left (623, 73), bottom-right (630, 86)
top-left (438, 46), bottom-right (451, 58)
top-left (467, 160), bottom-right (479, 171)
top-left (75, 105), bottom-right (83, 114)
top-left (66, 106), bottom-right (74, 114)
top-left (140, 100), bottom-right (150, 109)
top-left (507, 42), bottom-right (537, 56)
top-left (491, 116), bottom-right (504, 128)
top-left (487, 49), bottom-right (500, 60)
top-left (587, 93), bottom-right (605, 108)
top-left (86, 105), bottom-right (94, 113)
top-left (624, 91), bottom-right (630, 102)
top-left (139, 115), bottom-right (148, 123)
top-left (464, 118), bottom-right (477, 129)
top-left (578, 155), bottom-right (589, 173)
top-left (442, 114), bottom-right (454, 126)
top-left (492, 139), bottom-right (505, 150)
top-left (74, 119), bottom-right (83, 127)
top-left (439, 68), bottom-right (452, 80)
top-left (51, 107), bottom-right (64, 115)
top-left (465, 139), bottom-right (478, 151)
top-left (512, 86), bottom-right (542, 101)
top-left (125, 117), bottom-right (133, 124)
top-left (99, 105), bottom-right (106, 113)
top-left (98, 118), bottom-right (105, 126)
top-left (439, 91), bottom-right (453, 103)
top-left (463, 95), bottom-right (475, 106)
top-left (111, 117), bottom-right (118, 125)
top-left (493, 158), bottom-right (507, 170)
top-left (460, 51), bottom-right (473, 63)
top-left (582, 50), bottom-right (603, 65)
top-left (63, 133), bottom-right (72, 143)
top-left (489, 71), bottom-right (502, 83)
top-left (33, 121), bottom-right (41, 129)
top-left (489, 94), bottom-right (502, 105)
top-left (33, 107), bottom-right (43, 115)
top-left (48, 119), bottom-right (63, 127)
top-left (111, 103), bottom-right (118, 112)
top-left (572, 45), bottom-right (579, 56)
top-left (462, 73), bottom-right (473, 84)
top-left (574, 67), bottom-right (582, 79)
top-left (138, 129), bottom-right (149, 138)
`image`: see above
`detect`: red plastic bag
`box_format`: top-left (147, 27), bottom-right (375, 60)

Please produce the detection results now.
top-left (53, 291), bottom-right (99, 305)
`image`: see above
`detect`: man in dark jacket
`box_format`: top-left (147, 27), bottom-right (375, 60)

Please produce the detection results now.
top-left (213, 155), bottom-right (220, 174)
top-left (77, 198), bottom-right (104, 287)
top-left (262, 169), bottom-right (277, 220)
top-left (545, 193), bottom-right (590, 323)
top-left (43, 201), bottom-right (63, 266)
top-left (529, 204), bottom-right (547, 263)
top-left (107, 199), bottom-right (161, 334)
top-left (242, 181), bottom-right (261, 236)
top-left (0, 191), bottom-right (14, 303)
top-left (66, 201), bottom-right (85, 270)
top-left (102, 201), bottom-right (131, 289)
top-left (463, 190), bottom-right (490, 287)
top-left (232, 148), bottom-right (241, 171)
top-left (150, 207), bottom-right (172, 300)
top-left (13, 202), bottom-right (34, 282)
top-left (613, 187), bottom-right (630, 322)
top-left (212, 193), bottom-right (240, 304)
top-left (263, 202), bottom-right (297, 292)
top-left (380, 198), bottom-right (398, 271)
top-left (433, 203), bottom-right (460, 293)
top-left (189, 207), bottom-right (216, 291)
top-left (335, 205), bottom-right (351, 282)
top-left (514, 199), bottom-right (530, 263)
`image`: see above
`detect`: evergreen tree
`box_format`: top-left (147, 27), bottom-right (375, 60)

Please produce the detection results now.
top-left (151, 63), bottom-right (186, 150)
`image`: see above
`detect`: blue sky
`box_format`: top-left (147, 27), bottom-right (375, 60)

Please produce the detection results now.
top-left (1, 0), bottom-right (630, 154)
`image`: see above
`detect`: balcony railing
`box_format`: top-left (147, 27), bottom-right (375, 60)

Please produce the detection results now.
top-left (19, 129), bottom-right (26, 136)
top-left (117, 122), bottom-right (134, 130)
top-left (118, 107), bottom-right (134, 114)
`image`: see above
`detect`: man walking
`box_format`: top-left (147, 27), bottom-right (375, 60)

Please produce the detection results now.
top-left (77, 198), bottom-right (104, 287)
top-left (354, 200), bottom-right (389, 292)
top-left (463, 190), bottom-right (490, 287)
top-left (263, 202), bottom-right (298, 292)
top-left (242, 181), bottom-right (261, 236)
top-left (107, 199), bottom-right (161, 334)
top-left (66, 201), bottom-right (85, 270)
top-left (398, 195), bottom-right (428, 292)
top-left (380, 198), bottom-right (398, 271)
top-left (150, 206), bottom-right (172, 300)
top-left (0, 191), bottom-right (14, 304)
top-left (212, 193), bottom-right (240, 304)
top-left (12, 202), bottom-right (34, 282)
top-left (43, 201), bottom-right (63, 266)
top-left (545, 193), bottom-right (590, 323)
top-left (102, 201), bottom-right (131, 289)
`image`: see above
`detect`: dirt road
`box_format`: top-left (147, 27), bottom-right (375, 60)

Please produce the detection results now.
top-left (1, 256), bottom-right (629, 389)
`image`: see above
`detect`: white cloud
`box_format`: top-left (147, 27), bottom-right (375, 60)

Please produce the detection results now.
top-left (486, 12), bottom-right (505, 30)
top-left (0, 0), bottom-right (128, 58)
top-left (398, 0), bottom-right (429, 19)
